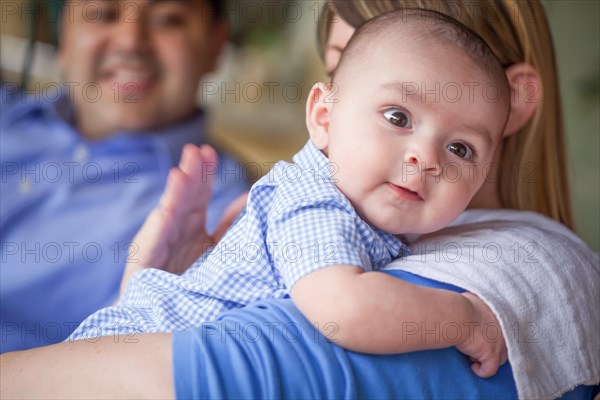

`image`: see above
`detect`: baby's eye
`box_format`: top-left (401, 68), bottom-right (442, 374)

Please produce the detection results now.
top-left (447, 142), bottom-right (476, 160)
top-left (383, 109), bottom-right (412, 129)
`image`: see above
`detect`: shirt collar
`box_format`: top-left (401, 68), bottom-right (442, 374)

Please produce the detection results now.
top-left (378, 228), bottom-right (411, 258)
top-left (1, 90), bottom-right (60, 126)
top-left (2, 88), bottom-right (206, 165)
top-left (292, 140), bottom-right (330, 175)
top-left (293, 140), bottom-right (411, 258)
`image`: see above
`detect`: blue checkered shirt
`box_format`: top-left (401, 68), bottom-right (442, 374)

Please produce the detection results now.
top-left (68, 141), bottom-right (409, 340)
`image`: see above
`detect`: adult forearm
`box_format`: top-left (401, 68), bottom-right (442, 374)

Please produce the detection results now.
top-left (0, 334), bottom-right (174, 399)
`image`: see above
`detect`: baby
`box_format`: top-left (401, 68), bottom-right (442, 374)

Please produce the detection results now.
top-left (70, 9), bottom-right (511, 377)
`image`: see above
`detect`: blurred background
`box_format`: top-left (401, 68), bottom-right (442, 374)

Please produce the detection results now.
top-left (1, 0), bottom-right (598, 251)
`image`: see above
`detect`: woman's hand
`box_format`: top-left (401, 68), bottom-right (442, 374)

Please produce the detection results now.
top-left (120, 144), bottom-right (248, 296)
top-left (456, 292), bottom-right (508, 378)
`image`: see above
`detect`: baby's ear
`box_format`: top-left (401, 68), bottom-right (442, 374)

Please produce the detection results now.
top-left (503, 63), bottom-right (541, 137)
top-left (306, 82), bottom-right (334, 150)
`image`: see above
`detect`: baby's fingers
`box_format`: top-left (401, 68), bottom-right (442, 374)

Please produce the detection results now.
top-left (500, 347), bottom-right (508, 366)
top-left (471, 355), bottom-right (500, 378)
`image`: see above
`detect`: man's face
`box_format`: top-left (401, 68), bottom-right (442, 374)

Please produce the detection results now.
top-left (59, 0), bottom-right (226, 138)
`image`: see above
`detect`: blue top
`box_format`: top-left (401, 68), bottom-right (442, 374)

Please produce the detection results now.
top-left (172, 269), bottom-right (596, 400)
top-left (68, 140), bottom-right (409, 339)
top-left (0, 89), bottom-right (249, 352)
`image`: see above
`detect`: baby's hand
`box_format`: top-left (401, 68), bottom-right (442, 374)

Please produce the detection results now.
top-left (456, 292), bottom-right (508, 378)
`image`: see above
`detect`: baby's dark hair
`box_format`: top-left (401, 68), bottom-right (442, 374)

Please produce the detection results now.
top-left (334, 9), bottom-right (509, 100)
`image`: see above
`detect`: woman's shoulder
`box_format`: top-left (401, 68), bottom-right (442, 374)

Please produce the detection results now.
top-left (451, 208), bottom-right (584, 244)
top-left (390, 214), bottom-right (599, 400)
top-left (451, 208), bottom-right (562, 228)
top-left (408, 208), bottom-right (598, 265)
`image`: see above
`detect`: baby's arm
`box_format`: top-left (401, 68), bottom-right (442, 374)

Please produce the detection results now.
top-left (291, 265), bottom-right (507, 378)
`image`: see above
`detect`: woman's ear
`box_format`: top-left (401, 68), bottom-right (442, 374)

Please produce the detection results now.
top-left (306, 82), bottom-right (334, 150)
top-left (503, 63), bottom-right (542, 137)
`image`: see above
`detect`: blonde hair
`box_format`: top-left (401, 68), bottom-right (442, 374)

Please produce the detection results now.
top-left (318, 0), bottom-right (573, 229)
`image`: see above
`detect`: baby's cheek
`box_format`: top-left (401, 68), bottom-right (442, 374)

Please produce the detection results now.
top-left (474, 165), bottom-right (493, 186)
top-left (426, 201), bottom-right (464, 233)
top-left (438, 180), bottom-right (474, 212)
top-left (456, 166), bottom-right (486, 195)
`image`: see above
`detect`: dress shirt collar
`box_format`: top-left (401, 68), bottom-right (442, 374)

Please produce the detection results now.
top-left (292, 139), bottom-right (330, 173)
top-left (2, 87), bottom-right (207, 165)
top-left (293, 140), bottom-right (409, 258)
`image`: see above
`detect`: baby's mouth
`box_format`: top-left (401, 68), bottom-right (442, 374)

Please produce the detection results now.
top-left (386, 182), bottom-right (423, 201)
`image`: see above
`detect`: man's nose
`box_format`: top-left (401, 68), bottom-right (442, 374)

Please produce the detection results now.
top-left (113, 20), bottom-right (150, 53)
top-left (403, 140), bottom-right (440, 175)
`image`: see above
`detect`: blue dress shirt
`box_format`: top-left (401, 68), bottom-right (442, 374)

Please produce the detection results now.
top-left (0, 90), bottom-right (249, 352)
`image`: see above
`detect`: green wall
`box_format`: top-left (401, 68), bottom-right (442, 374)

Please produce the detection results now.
top-left (544, 0), bottom-right (600, 251)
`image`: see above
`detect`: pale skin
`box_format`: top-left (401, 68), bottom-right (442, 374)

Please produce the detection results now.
top-left (0, 16), bottom-right (541, 400)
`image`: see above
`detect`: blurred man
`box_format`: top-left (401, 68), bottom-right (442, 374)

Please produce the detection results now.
top-left (0, 0), bottom-right (248, 352)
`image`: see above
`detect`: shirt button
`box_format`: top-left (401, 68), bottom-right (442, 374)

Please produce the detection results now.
top-left (19, 179), bottom-right (32, 194)
top-left (73, 144), bottom-right (90, 163)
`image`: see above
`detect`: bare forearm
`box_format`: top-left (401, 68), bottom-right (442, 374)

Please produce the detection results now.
top-left (340, 271), bottom-right (474, 353)
top-left (0, 334), bottom-right (174, 399)
top-left (292, 266), bottom-right (475, 354)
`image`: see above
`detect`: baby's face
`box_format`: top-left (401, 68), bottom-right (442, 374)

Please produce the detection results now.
top-left (320, 38), bottom-right (509, 234)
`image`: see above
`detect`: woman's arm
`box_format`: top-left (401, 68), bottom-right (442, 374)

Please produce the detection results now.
top-left (0, 334), bottom-right (174, 399)
top-left (291, 265), bottom-right (506, 377)
top-left (172, 293), bottom-right (520, 399)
